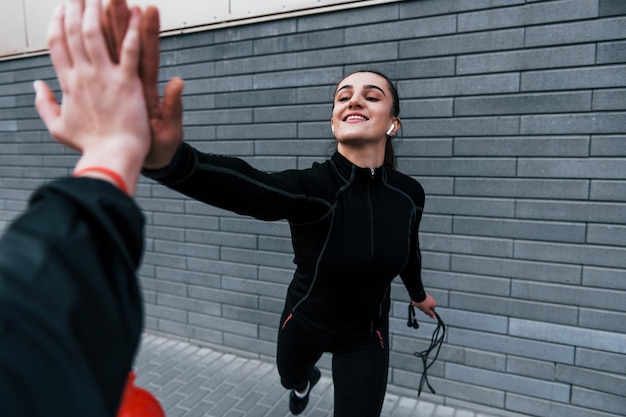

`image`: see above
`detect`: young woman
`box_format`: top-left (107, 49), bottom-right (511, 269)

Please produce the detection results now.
top-left (138, 68), bottom-right (437, 415)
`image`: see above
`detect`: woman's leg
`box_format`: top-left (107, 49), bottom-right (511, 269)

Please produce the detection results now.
top-left (331, 320), bottom-right (390, 417)
top-left (276, 310), bottom-right (325, 390)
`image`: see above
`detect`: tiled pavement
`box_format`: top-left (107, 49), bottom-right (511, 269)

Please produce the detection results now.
top-left (132, 333), bottom-right (506, 417)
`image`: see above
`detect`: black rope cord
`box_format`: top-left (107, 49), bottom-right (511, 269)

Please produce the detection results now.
top-left (407, 304), bottom-right (446, 397)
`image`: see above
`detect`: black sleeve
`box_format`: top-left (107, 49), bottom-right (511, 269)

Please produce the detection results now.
top-left (143, 142), bottom-right (332, 222)
top-left (399, 180), bottom-right (427, 303)
top-left (0, 177), bottom-right (145, 417)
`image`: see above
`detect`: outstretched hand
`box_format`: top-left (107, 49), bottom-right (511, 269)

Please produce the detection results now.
top-left (34, 0), bottom-right (150, 194)
top-left (103, 0), bottom-right (185, 169)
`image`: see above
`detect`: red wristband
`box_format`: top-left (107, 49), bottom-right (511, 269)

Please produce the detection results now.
top-left (73, 166), bottom-right (129, 194)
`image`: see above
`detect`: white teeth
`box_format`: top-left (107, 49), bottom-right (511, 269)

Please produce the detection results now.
top-left (346, 115), bottom-right (367, 121)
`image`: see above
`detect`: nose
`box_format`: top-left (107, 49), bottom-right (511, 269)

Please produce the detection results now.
top-left (348, 95), bottom-right (363, 108)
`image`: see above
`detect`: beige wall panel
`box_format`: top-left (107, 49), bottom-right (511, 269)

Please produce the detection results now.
top-left (1, 0), bottom-right (392, 58)
top-left (24, 0), bottom-right (58, 53)
top-left (0, 0), bottom-right (29, 57)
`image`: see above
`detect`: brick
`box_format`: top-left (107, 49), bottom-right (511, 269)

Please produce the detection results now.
top-left (222, 276), bottom-right (287, 298)
top-left (458, 0), bottom-right (597, 32)
top-left (400, 157), bottom-right (517, 177)
top-left (253, 67), bottom-right (344, 89)
top-left (582, 266), bottom-right (626, 290)
top-left (400, 29), bottom-right (524, 59)
top-left (558, 364), bottom-right (626, 397)
top-left (457, 44), bottom-right (596, 75)
top-left (465, 348), bottom-right (506, 372)
top-left (571, 387), bottom-right (626, 415)
top-left (0, 121), bottom-right (17, 131)
top-left (597, 40), bottom-right (626, 64)
top-left (401, 74), bottom-right (520, 98)
top-left (575, 348), bottom-right (626, 375)
top-left (422, 233), bottom-right (514, 258)
top-left (349, 15), bottom-right (456, 44)
top-left (518, 157), bottom-right (626, 178)
top-left (425, 196), bottom-right (515, 217)
top-left (455, 92), bottom-right (592, 116)
top-left (451, 254), bottom-right (582, 284)
top-left (587, 224), bottom-right (626, 246)
top-left (516, 200), bottom-right (626, 224)
top-left (254, 104), bottom-right (329, 123)
top-left (299, 2), bottom-right (397, 30)
top-left (506, 356), bottom-right (556, 381)
top-left (446, 363), bottom-right (570, 402)
top-left (441, 308), bottom-right (509, 334)
top-left (450, 292), bottom-right (578, 325)
top-left (400, 0), bottom-right (526, 19)
top-left (522, 66), bottom-right (626, 91)
top-left (455, 178), bottom-right (590, 199)
top-left (506, 393), bottom-right (610, 417)
top-left (454, 217), bottom-right (585, 243)
top-left (599, 0), bottom-right (626, 16)
top-left (509, 319), bottom-right (626, 355)
top-left (581, 307), bottom-right (626, 336)
top-left (422, 270), bottom-right (511, 297)
top-left (512, 280), bottom-right (626, 312)
top-left (590, 135), bottom-right (626, 156)
top-left (253, 29), bottom-right (344, 55)
top-left (525, 16), bottom-right (626, 47)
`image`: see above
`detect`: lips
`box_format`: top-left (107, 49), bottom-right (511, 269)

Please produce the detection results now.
top-left (343, 114), bottom-right (368, 122)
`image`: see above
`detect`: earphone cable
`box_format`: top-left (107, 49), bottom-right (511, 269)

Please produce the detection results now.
top-left (408, 304), bottom-right (446, 397)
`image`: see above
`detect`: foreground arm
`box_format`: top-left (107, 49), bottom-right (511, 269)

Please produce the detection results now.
top-left (0, 178), bottom-right (144, 417)
top-left (0, 0), bottom-right (151, 415)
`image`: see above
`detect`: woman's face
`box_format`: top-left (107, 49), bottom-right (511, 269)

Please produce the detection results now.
top-left (331, 72), bottom-right (398, 146)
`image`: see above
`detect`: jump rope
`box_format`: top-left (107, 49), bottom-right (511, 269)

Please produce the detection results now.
top-left (407, 304), bottom-right (446, 397)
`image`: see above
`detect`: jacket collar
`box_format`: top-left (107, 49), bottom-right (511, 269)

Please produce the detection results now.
top-left (331, 151), bottom-right (385, 183)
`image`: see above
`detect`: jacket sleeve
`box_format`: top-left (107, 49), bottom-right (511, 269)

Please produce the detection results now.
top-left (142, 142), bottom-right (331, 222)
top-left (0, 177), bottom-right (144, 417)
top-left (399, 184), bottom-right (427, 303)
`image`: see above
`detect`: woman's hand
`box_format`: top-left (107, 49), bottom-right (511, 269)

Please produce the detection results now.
top-left (103, 0), bottom-right (185, 169)
top-left (412, 294), bottom-right (437, 319)
top-left (34, 0), bottom-right (149, 194)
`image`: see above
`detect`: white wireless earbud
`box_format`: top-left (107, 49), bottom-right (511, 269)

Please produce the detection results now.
top-left (386, 124), bottom-right (395, 136)
top-left (331, 125), bottom-right (335, 134)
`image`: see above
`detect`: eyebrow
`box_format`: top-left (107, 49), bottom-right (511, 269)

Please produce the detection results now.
top-left (336, 84), bottom-right (387, 96)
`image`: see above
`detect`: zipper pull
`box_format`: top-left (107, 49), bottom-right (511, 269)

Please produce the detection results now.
top-left (371, 168), bottom-right (375, 178)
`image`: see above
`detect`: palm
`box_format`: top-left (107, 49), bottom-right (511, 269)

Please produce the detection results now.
top-left (104, 1), bottom-right (184, 169)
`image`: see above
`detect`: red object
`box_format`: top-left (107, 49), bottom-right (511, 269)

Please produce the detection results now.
top-left (117, 371), bottom-right (165, 417)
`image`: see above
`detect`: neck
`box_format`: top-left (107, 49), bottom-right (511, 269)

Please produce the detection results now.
top-left (336, 142), bottom-right (385, 169)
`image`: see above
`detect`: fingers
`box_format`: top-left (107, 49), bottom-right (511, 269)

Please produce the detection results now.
top-left (119, 7), bottom-right (142, 76)
top-left (82, 0), bottom-right (109, 68)
top-left (107, 0), bottom-right (131, 62)
top-left (64, 0), bottom-right (89, 65)
top-left (47, 5), bottom-right (71, 91)
top-left (33, 80), bottom-right (61, 130)
top-left (140, 6), bottom-right (161, 117)
top-left (161, 77), bottom-right (184, 123)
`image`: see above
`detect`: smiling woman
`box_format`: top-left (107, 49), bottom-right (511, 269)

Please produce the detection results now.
top-left (138, 65), bottom-right (437, 415)
top-left (331, 70), bottom-right (402, 170)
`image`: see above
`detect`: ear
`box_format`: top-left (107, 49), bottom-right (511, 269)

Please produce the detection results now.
top-left (389, 117), bottom-right (401, 136)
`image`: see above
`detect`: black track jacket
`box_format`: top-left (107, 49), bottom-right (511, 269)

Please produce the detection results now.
top-left (144, 144), bottom-right (426, 335)
top-left (0, 178), bottom-right (144, 417)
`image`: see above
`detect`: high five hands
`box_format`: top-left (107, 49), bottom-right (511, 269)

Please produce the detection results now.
top-left (102, 0), bottom-right (185, 169)
top-left (34, 0), bottom-right (151, 195)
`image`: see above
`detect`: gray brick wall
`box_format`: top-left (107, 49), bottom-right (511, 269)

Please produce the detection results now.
top-left (1, 0), bottom-right (625, 416)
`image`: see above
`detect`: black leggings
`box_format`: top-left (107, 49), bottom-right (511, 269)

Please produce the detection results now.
top-left (277, 312), bottom-right (389, 417)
